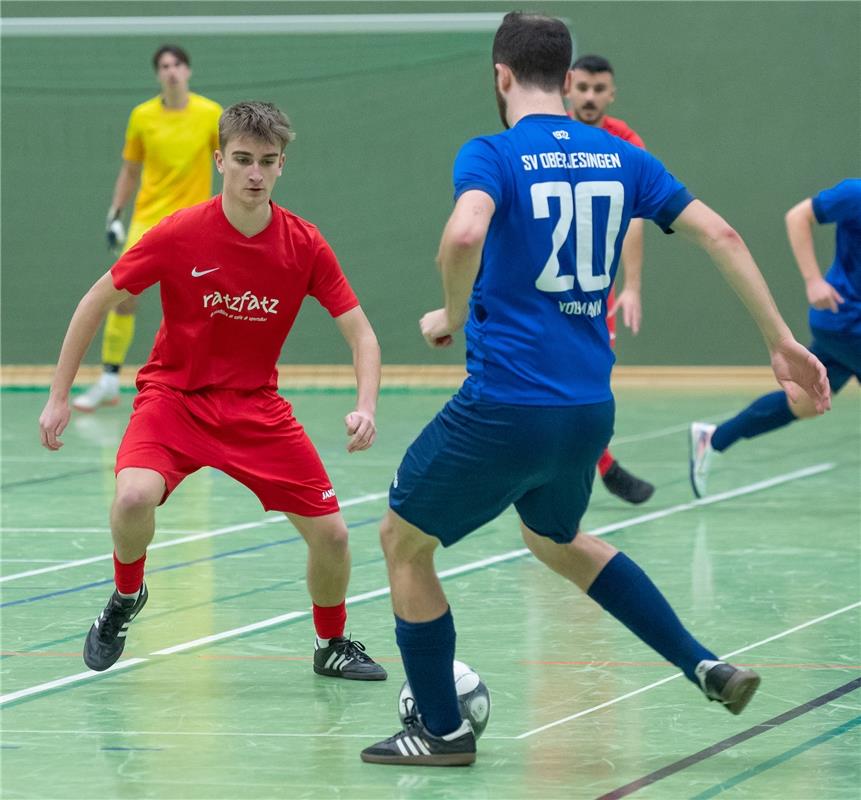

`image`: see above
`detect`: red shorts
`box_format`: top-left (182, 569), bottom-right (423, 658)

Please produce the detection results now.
top-left (115, 383), bottom-right (339, 516)
top-left (607, 286), bottom-right (616, 345)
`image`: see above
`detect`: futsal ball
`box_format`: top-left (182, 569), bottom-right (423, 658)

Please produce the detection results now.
top-left (398, 659), bottom-right (491, 739)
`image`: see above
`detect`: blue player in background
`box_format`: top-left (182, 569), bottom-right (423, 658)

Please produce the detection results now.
top-left (361, 12), bottom-right (831, 766)
top-left (691, 178), bottom-right (860, 496)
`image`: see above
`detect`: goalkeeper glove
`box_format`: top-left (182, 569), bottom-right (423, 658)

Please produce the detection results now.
top-left (106, 208), bottom-right (126, 254)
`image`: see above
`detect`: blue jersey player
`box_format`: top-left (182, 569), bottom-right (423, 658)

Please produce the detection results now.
top-left (361, 12), bottom-right (830, 766)
top-left (690, 178), bottom-right (860, 496)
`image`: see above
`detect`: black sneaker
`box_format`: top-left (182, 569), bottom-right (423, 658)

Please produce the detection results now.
top-left (361, 715), bottom-right (476, 766)
top-left (602, 460), bottom-right (655, 504)
top-left (83, 584), bottom-right (148, 671)
top-left (696, 659), bottom-right (761, 715)
top-left (313, 636), bottom-right (387, 681)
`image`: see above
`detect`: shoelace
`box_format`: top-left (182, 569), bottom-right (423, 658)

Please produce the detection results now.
top-left (334, 637), bottom-right (373, 663)
top-left (396, 697), bottom-right (423, 738)
top-left (97, 596), bottom-right (135, 640)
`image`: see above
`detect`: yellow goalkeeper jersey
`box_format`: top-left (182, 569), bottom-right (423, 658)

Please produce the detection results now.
top-left (122, 93), bottom-right (222, 228)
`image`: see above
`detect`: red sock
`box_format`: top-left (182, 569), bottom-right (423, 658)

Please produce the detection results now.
top-left (113, 552), bottom-right (146, 594)
top-left (313, 601), bottom-right (347, 640)
top-left (597, 448), bottom-right (615, 477)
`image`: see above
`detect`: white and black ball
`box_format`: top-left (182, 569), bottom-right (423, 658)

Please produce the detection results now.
top-left (398, 659), bottom-right (491, 739)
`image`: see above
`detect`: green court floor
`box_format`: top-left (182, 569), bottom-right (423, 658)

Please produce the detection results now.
top-left (1, 385), bottom-right (859, 799)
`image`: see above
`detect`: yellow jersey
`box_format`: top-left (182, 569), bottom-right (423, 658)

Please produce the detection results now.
top-left (122, 93), bottom-right (222, 228)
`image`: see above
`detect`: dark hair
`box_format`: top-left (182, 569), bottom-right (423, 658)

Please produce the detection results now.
top-left (492, 12), bottom-right (572, 92)
top-left (572, 54), bottom-right (614, 75)
top-left (219, 101), bottom-right (296, 152)
top-left (152, 44), bottom-right (190, 70)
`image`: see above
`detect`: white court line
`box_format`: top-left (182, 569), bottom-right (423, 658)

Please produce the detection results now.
top-left (0, 660), bottom-right (147, 706)
top-left (515, 600), bottom-right (861, 739)
top-left (609, 408), bottom-right (738, 446)
top-left (0, 464), bottom-right (835, 707)
top-left (0, 13), bottom-right (506, 37)
top-left (6, 601), bottom-right (860, 736)
top-left (0, 491), bottom-right (388, 584)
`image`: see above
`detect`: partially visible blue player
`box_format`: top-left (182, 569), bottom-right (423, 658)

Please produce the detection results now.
top-left (360, 12), bottom-right (830, 767)
top-left (690, 178), bottom-right (859, 497)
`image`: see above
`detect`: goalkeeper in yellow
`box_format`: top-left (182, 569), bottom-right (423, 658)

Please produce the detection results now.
top-left (74, 44), bottom-right (222, 411)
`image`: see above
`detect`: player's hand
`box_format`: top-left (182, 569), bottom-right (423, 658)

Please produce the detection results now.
top-left (345, 410), bottom-right (376, 453)
top-left (608, 287), bottom-right (642, 335)
top-left (39, 396), bottom-right (71, 451)
top-left (805, 277), bottom-right (844, 313)
top-left (420, 308), bottom-right (457, 348)
top-left (769, 337), bottom-right (831, 414)
top-left (106, 208), bottom-right (126, 254)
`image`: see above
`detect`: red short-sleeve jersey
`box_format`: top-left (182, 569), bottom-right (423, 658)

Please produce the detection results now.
top-left (111, 196), bottom-right (359, 392)
top-left (601, 115), bottom-right (646, 149)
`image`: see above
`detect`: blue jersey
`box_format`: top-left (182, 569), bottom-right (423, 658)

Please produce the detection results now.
top-left (454, 114), bottom-right (693, 405)
top-left (453, 114), bottom-right (692, 405)
top-left (809, 178), bottom-right (861, 337)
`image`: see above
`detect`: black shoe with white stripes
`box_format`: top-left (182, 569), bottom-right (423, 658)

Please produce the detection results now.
top-left (83, 583), bottom-right (148, 671)
top-left (361, 714), bottom-right (476, 766)
top-left (313, 636), bottom-right (387, 681)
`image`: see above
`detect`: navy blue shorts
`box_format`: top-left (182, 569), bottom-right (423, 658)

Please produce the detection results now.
top-left (389, 391), bottom-right (615, 546)
top-left (810, 327), bottom-right (861, 393)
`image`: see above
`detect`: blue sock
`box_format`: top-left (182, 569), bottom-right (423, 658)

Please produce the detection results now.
top-left (395, 608), bottom-right (461, 737)
top-left (587, 552), bottom-right (716, 684)
top-left (711, 391), bottom-right (796, 452)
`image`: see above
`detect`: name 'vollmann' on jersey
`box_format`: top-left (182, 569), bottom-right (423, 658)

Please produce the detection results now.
top-left (521, 152), bottom-right (622, 171)
top-left (558, 299), bottom-right (603, 317)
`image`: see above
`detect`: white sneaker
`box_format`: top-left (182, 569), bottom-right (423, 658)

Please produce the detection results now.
top-left (72, 373), bottom-right (120, 412)
top-left (689, 422), bottom-right (716, 498)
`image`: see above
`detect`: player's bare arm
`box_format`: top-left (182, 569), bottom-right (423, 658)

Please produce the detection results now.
top-left (105, 160), bottom-right (143, 252)
top-left (422, 190), bottom-right (495, 347)
top-left (334, 305), bottom-right (380, 453)
top-left (39, 273), bottom-right (131, 450)
top-left (786, 198), bottom-right (845, 313)
top-left (673, 199), bottom-right (830, 413)
top-left (108, 159), bottom-right (143, 220)
top-left (611, 217), bottom-right (644, 334)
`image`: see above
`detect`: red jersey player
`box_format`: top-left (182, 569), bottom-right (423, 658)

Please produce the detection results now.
top-left (39, 102), bottom-right (387, 681)
top-left (567, 54), bottom-right (654, 505)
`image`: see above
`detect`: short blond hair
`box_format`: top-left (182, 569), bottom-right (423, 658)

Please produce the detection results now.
top-left (219, 101), bottom-right (296, 152)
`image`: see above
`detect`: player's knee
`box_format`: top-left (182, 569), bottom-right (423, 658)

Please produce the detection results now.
top-left (321, 523), bottom-right (349, 554)
top-left (379, 513), bottom-right (431, 565)
top-left (113, 484), bottom-right (160, 517)
top-left (379, 514), bottom-right (399, 560)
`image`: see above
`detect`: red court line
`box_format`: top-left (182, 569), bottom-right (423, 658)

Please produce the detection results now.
top-left (3, 650), bottom-right (856, 671)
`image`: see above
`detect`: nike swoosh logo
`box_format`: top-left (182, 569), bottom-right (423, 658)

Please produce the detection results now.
top-left (191, 267), bottom-right (220, 277)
